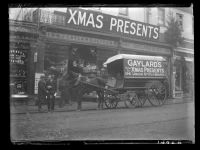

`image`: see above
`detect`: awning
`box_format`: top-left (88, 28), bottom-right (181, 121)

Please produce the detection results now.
top-left (184, 57), bottom-right (194, 62)
top-left (11, 94), bottom-right (28, 98)
top-left (103, 54), bottom-right (166, 67)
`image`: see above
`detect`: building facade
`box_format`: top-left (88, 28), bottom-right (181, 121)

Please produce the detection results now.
top-left (9, 20), bottom-right (38, 96)
top-left (9, 7), bottom-right (193, 98)
top-left (84, 7), bottom-right (194, 98)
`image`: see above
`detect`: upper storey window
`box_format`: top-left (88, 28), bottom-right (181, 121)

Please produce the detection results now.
top-left (158, 8), bottom-right (165, 26)
top-left (118, 8), bottom-right (128, 16)
top-left (176, 13), bottom-right (183, 31)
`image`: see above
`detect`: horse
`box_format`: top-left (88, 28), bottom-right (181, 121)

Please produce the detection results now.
top-left (62, 71), bottom-right (107, 111)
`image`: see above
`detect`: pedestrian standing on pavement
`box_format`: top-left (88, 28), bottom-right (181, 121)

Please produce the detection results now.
top-left (58, 74), bottom-right (68, 107)
top-left (38, 75), bottom-right (46, 112)
top-left (46, 75), bottom-right (56, 112)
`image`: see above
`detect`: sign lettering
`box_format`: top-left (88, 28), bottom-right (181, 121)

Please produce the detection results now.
top-left (64, 8), bottom-right (160, 41)
top-left (40, 8), bottom-right (160, 41)
top-left (124, 58), bottom-right (167, 78)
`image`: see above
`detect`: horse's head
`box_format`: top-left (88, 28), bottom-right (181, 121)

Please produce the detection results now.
top-left (64, 71), bottom-right (82, 87)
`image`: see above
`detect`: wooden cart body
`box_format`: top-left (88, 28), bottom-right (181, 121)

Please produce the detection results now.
top-left (103, 54), bottom-right (168, 89)
top-left (102, 54), bottom-right (169, 108)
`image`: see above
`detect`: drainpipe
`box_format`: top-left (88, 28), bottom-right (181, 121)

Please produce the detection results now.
top-left (171, 48), bottom-right (176, 98)
top-left (118, 37), bottom-right (122, 54)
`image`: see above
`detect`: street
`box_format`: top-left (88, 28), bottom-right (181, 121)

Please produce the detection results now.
top-left (11, 101), bottom-right (194, 142)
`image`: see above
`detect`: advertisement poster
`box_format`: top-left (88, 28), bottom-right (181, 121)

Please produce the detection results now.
top-left (124, 58), bottom-right (167, 78)
top-left (34, 73), bottom-right (45, 94)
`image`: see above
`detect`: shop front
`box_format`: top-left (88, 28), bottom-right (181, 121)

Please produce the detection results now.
top-left (41, 29), bottom-right (119, 93)
top-left (9, 20), bottom-right (38, 100)
top-left (32, 8), bottom-right (172, 96)
top-left (173, 51), bottom-right (194, 98)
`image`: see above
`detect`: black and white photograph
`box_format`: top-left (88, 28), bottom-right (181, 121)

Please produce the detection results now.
top-left (9, 6), bottom-right (194, 144)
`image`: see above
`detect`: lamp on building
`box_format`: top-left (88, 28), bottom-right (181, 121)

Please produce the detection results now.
top-left (34, 52), bottom-right (38, 63)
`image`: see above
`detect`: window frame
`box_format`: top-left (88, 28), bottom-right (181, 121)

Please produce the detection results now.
top-left (118, 8), bottom-right (128, 17)
top-left (157, 8), bottom-right (165, 26)
top-left (146, 8), bottom-right (152, 24)
top-left (176, 13), bottom-right (184, 31)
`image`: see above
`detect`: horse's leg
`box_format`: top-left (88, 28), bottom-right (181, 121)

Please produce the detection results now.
top-left (77, 85), bottom-right (84, 111)
top-left (97, 90), bottom-right (103, 110)
top-left (100, 90), bottom-right (104, 109)
top-left (96, 90), bottom-right (100, 109)
top-left (68, 87), bottom-right (72, 104)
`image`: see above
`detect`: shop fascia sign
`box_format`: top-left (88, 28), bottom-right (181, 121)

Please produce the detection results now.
top-left (46, 32), bottom-right (118, 47)
top-left (63, 8), bottom-right (160, 41)
top-left (10, 26), bottom-right (35, 33)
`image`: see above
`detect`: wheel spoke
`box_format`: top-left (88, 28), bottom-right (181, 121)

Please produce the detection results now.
top-left (104, 92), bottom-right (118, 109)
top-left (124, 93), bottom-right (139, 108)
top-left (147, 81), bottom-right (167, 106)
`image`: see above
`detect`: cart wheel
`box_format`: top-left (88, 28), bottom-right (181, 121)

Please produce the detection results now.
top-left (146, 81), bottom-right (167, 106)
top-left (124, 93), bottom-right (140, 108)
top-left (104, 92), bottom-right (118, 109)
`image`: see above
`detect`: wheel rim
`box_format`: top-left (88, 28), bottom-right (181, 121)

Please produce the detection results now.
top-left (124, 94), bottom-right (138, 108)
top-left (104, 92), bottom-right (118, 109)
top-left (148, 82), bottom-right (167, 106)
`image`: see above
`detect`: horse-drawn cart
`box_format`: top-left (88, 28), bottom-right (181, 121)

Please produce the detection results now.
top-left (102, 54), bottom-right (169, 109)
top-left (72, 53), bottom-right (169, 110)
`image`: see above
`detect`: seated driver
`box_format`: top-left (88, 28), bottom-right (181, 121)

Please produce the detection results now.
top-left (115, 72), bottom-right (123, 88)
top-left (106, 75), bottom-right (116, 88)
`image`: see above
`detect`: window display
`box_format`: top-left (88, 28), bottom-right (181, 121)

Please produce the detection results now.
top-left (70, 45), bottom-right (98, 74)
top-left (10, 42), bottom-right (28, 95)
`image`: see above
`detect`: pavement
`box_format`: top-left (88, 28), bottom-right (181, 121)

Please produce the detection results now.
top-left (10, 95), bottom-right (194, 115)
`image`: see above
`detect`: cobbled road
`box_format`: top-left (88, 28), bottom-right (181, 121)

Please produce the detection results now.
top-left (11, 102), bottom-right (194, 142)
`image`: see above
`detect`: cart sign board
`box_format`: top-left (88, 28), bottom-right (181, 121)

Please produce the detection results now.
top-left (124, 58), bottom-right (167, 78)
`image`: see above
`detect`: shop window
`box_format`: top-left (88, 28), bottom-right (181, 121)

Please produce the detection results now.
top-left (118, 8), bottom-right (128, 16)
top-left (158, 8), bottom-right (165, 26)
top-left (10, 45), bottom-right (28, 95)
top-left (70, 44), bottom-right (98, 75)
top-left (176, 13), bottom-right (183, 31)
top-left (175, 65), bottom-right (182, 91)
top-left (184, 61), bottom-right (194, 94)
top-left (53, 13), bottom-right (65, 25)
top-left (44, 43), bottom-right (69, 72)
